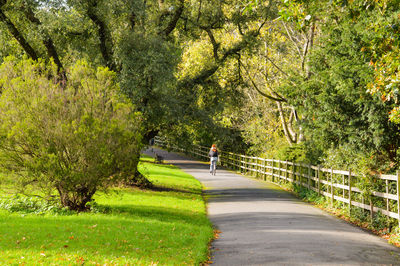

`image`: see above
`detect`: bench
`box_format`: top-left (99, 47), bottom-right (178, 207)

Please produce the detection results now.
top-left (155, 154), bottom-right (164, 164)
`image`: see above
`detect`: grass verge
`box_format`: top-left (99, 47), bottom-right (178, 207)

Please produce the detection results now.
top-left (0, 155), bottom-right (213, 265)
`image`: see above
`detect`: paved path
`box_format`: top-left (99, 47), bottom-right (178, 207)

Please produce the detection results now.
top-left (147, 148), bottom-right (400, 265)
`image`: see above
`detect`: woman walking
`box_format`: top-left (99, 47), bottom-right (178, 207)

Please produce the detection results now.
top-left (209, 144), bottom-right (218, 175)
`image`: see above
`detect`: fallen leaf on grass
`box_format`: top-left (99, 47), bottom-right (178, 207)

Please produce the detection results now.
top-left (75, 256), bottom-right (85, 264)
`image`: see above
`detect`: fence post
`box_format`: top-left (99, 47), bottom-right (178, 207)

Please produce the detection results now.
top-left (331, 168), bottom-right (334, 207)
top-left (263, 159), bottom-right (267, 181)
top-left (362, 196), bottom-right (365, 216)
top-left (317, 165), bottom-right (321, 196)
top-left (386, 179), bottom-right (390, 226)
top-left (342, 174), bottom-right (345, 199)
top-left (348, 169), bottom-right (352, 216)
top-left (278, 160), bottom-right (282, 184)
top-left (242, 156), bottom-right (244, 174)
top-left (256, 158), bottom-right (259, 179)
top-left (244, 156), bottom-right (247, 175)
top-left (293, 163), bottom-right (296, 185)
top-left (235, 154), bottom-right (238, 172)
top-left (397, 171), bottom-right (400, 227)
top-left (272, 158), bottom-right (275, 183)
top-left (285, 161), bottom-right (288, 182)
top-left (370, 198), bottom-right (374, 222)
top-left (238, 154), bottom-right (240, 171)
top-left (308, 164), bottom-right (311, 189)
top-left (239, 155), bottom-right (244, 174)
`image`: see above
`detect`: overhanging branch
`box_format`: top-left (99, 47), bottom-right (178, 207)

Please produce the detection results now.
top-left (86, 3), bottom-right (116, 71)
top-left (0, 5), bottom-right (38, 60)
top-left (240, 59), bottom-right (286, 102)
top-left (23, 5), bottom-right (64, 73)
top-left (159, 0), bottom-right (184, 37)
top-left (178, 30), bottom-right (259, 90)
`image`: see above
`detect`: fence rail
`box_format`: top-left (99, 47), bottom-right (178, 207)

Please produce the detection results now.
top-left (154, 137), bottom-right (400, 226)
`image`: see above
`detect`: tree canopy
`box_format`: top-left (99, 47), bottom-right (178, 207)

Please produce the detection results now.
top-left (2, 0), bottom-right (400, 209)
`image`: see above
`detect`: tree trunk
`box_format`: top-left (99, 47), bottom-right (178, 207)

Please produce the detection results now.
top-left (57, 184), bottom-right (96, 212)
top-left (277, 101), bottom-right (295, 145)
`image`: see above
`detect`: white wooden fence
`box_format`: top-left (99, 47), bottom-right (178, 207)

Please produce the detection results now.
top-left (154, 137), bottom-right (400, 226)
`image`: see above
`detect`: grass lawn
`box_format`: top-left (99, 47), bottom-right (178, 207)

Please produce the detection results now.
top-left (0, 155), bottom-right (213, 265)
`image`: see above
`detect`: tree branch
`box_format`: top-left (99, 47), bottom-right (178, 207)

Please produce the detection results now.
top-left (304, 21), bottom-right (315, 79)
top-left (205, 28), bottom-right (220, 61)
top-left (86, 3), bottom-right (116, 71)
top-left (159, 0), bottom-right (184, 37)
top-left (277, 101), bottom-right (295, 145)
top-left (240, 59), bottom-right (286, 102)
top-left (287, 109), bottom-right (297, 143)
top-left (263, 53), bottom-right (290, 77)
top-left (23, 5), bottom-right (64, 73)
top-left (0, 6), bottom-right (38, 60)
top-left (282, 21), bottom-right (302, 58)
top-left (178, 30), bottom-right (259, 90)
top-left (196, 0), bottom-right (202, 24)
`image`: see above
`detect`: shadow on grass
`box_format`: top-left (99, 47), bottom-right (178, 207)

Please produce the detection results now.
top-left (0, 203), bottom-right (210, 261)
top-left (97, 188), bottom-right (201, 206)
top-left (141, 161), bottom-right (178, 169)
top-left (151, 185), bottom-right (201, 195)
top-left (106, 204), bottom-right (207, 225)
top-left (140, 169), bottom-right (194, 179)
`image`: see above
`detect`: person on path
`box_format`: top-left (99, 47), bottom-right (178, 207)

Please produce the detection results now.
top-left (209, 144), bottom-right (218, 174)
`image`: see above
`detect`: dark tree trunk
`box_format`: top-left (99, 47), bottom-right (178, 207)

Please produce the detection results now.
top-left (57, 184), bottom-right (96, 212)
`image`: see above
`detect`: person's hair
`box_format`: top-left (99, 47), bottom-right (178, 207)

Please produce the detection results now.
top-left (212, 144), bottom-right (216, 148)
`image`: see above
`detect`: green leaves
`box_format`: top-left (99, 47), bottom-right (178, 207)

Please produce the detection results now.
top-left (0, 58), bottom-right (144, 210)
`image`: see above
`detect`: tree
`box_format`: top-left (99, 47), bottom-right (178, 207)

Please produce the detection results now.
top-left (288, 2), bottom-right (400, 168)
top-left (207, 0), bottom-right (319, 158)
top-left (0, 58), bottom-right (143, 211)
top-left (160, 0), bottom-right (280, 150)
top-left (358, 0), bottom-right (400, 123)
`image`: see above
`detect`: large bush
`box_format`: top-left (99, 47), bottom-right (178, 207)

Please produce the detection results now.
top-left (0, 58), bottom-right (143, 211)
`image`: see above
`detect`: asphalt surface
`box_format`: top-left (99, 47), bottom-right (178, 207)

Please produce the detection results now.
top-left (146, 148), bottom-right (400, 265)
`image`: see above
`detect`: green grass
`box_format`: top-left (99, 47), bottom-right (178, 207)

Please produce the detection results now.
top-left (0, 155), bottom-right (213, 265)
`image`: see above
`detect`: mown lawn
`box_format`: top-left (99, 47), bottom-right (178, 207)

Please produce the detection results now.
top-left (0, 155), bottom-right (213, 265)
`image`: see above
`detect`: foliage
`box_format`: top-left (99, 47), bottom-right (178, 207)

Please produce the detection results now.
top-left (0, 195), bottom-right (74, 215)
top-left (0, 58), bottom-right (143, 211)
top-left (286, 4), bottom-right (400, 170)
top-left (117, 32), bottom-right (179, 138)
top-left (2, 0), bottom-right (400, 233)
top-left (275, 143), bottom-right (308, 163)
top-left (358, 1), bottom-right (400, 122)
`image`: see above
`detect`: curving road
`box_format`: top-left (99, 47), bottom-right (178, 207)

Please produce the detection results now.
top-left (148, 148), bottom-right (400, 265)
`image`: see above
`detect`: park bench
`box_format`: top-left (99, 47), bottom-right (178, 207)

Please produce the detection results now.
top-left (155, 153), bottom-right (164, 164)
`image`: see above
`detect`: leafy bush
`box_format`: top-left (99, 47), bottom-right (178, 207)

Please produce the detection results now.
top-left (0, 195), bottom-right (74, 215)
top-left (276, 143), bottom-right (308, 163)
top-left (0, 58), bottom-right (143, 211)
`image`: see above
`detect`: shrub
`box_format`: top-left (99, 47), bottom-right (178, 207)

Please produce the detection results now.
top-left (276, 143), bottom-right (308, 163)
top-left (0, 58), bottom-right (143, 211)
top-left (0, 195), bottom-right (74, 215)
